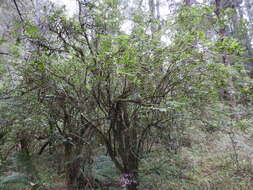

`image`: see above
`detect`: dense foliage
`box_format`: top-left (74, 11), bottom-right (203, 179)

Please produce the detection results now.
top-left (0, 0), bottom-right (252, 190)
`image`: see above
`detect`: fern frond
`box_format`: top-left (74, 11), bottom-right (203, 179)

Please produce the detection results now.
top-left (0, 174), bottom-right (30, 190)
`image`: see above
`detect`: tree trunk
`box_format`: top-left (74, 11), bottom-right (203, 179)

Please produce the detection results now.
top-left (64, 143), bottom-right (81, 190)
top-left (184, 0), bottom-right (196, 6)
top-left (64, 135), bottom-right (94, 190)
top-left (125, 157), bottom-right (139, 190)
top-left (126, 181), bottom-right (138, 190)
top-left (149, 0), bottom-right (156, 34)
top-left (18, 133), bottom-right (39, 181)
top-left (34, 0), bottom-right (41, 25)
top-left (106, 103), bottom-right (140, 190)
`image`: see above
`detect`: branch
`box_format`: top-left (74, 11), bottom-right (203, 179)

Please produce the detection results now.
top-left (12, 0), bottom-right (24, 22)
top-left (0, 52), bottom-right (11, 56)
top-left (38, 141), bottom-right (49, 155)
top-left (114, 98), bottom-right (155, 107)
top-left (80, 113), bottom-right (124, 172)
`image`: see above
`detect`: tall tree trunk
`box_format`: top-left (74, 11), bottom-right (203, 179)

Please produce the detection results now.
top-left (244, 0), bottom-right (253, 77)
top-left (156, 0), bottom-right (160, 20)
top-left (149, 0), bottom-right (156, 34)
top-left (237, 3), bottom-right (252, 56)
top-left (34, 0), bottom-right (41, 25)
top-left (215, 0), bottom-right (235, 104)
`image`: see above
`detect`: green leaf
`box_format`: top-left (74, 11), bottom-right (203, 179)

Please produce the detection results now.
top-left (118, 35), bottom-right (129, 40)
top-left (25, 26), bottom-right (39, 36)
top-left (0, 37), bottom-right (7, 45)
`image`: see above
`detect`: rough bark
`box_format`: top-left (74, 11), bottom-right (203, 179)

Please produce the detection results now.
top-left (64, 143), bottom-right (81, 190)
top-left (183, 0), bottom-right (196, 6)
top-left (104, 102), bottom-right (139, 190)
top-left (34, 0), bottom-right (41, 25)
top-left (149, 0), bottom-right (156, 34)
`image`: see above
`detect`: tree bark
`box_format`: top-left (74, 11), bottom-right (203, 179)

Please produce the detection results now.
top-left (34, 0), bottom-right (41, 25)
top-left (64, 143), bottom-right (80, 190)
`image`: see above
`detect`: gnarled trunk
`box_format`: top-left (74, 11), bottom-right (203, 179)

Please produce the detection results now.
top-left (105, 102), bottom-right (140, 190)
top-left (64, 131), bottom-right (94, 190)
top-left (64, 143), bottom-right (81, 190)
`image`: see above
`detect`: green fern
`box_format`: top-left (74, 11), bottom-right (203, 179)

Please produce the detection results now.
top-left (93, 155), bottom-right (118, 182)
top-left (12, 152), bottom-right (39, 180)
top-left (0, 174), bottom-right (30, 190)
top-left (0, 152), bottom-right (42, 190)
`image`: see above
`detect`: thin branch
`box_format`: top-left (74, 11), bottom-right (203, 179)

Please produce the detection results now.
top-left (0, 52), bottom-right (11, 56)
top-left (38, 141), bottom-right (49, 155)
top-left (12, 0), bottom-right (24, 22)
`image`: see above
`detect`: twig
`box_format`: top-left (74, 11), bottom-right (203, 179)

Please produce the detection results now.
top-left (12, 0), bottom-right (24, 22)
